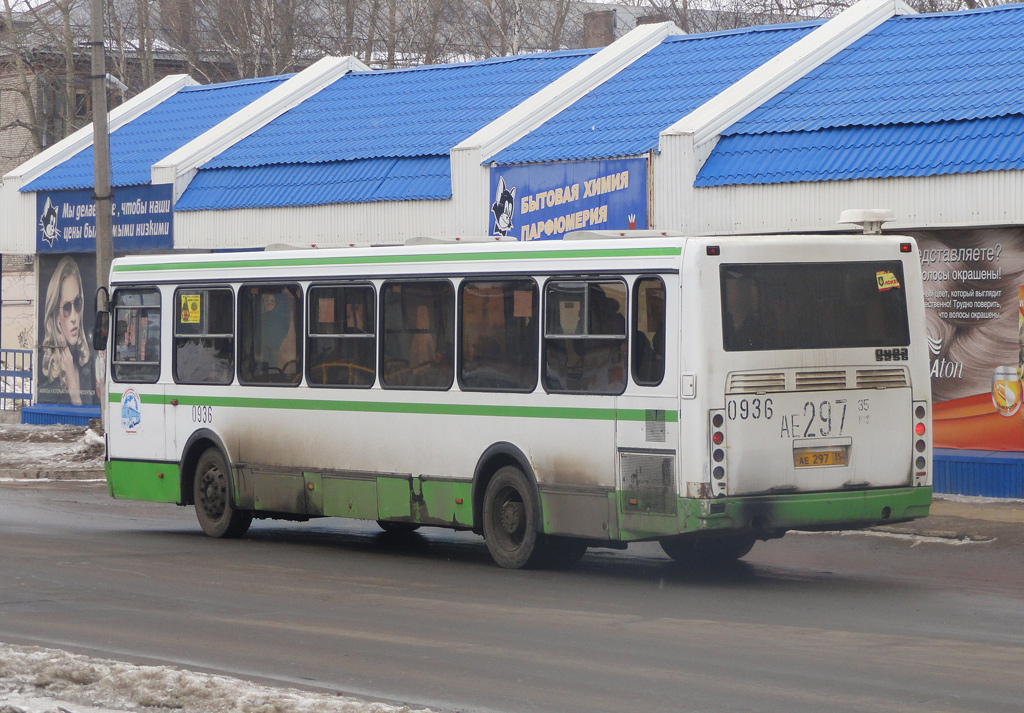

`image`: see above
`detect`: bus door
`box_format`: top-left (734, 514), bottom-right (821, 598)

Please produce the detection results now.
top-left (108, 287), bottom-right (174, 495)
top-left (168, 286), bottom-right (237, 459)
top-left (615, 275), bottom-right (679, 539)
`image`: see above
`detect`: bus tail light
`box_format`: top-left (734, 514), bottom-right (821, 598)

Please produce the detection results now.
top-left (913, 401), bottom-right (931, 484)
top-left (709, 409), bottom-right (727, 497)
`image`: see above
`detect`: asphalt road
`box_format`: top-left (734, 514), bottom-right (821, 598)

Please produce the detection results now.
top-left (0, 481), bottom-right (1021, 713)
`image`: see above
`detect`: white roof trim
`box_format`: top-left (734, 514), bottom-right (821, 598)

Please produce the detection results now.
top-left (4, 74), bottom-right (196, 186)
top-left (662, 0), bottom-right (915, 146)
top-left (152, 55), bottom-right (371, 199)
top-left (456, 21), bottom-right (684, 162)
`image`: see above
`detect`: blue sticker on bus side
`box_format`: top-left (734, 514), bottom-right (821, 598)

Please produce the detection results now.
top-left (121, 389), bottom-right (141, 432)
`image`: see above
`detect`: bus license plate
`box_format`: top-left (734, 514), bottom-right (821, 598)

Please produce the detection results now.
top-left (793, 448), bottom-right (847, 468)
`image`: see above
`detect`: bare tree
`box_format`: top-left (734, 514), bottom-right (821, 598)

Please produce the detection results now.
top-left (1, 0), bottom-right (43, 162)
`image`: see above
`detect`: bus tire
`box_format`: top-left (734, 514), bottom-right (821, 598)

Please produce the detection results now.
top-left (660, 534), bottom-right (755, 565)
top-left (193, 448), bottom-right (252, 538)
top-left (482, 465), bottom-right (544, 569)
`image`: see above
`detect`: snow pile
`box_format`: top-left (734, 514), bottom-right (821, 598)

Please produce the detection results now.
top-left (0, 643), bottom-right (432, 713)
top-left (0, 423), bottom-right (104, 471)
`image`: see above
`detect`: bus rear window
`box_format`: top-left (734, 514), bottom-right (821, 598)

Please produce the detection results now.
top-left (720, 262), bottom-right (910, 352)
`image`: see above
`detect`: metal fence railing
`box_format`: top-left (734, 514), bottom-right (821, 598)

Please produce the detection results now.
top-left (0, 348), bottom-right (32, 410)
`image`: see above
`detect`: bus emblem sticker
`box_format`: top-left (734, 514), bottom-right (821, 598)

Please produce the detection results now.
top-left (121, 389), bottom-right (141, 432)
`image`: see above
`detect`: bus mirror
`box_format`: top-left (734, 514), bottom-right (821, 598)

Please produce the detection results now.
top-left (93, 310), bottom-right (110, 351)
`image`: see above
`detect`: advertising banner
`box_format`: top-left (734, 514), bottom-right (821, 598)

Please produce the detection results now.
top-left (488, 158), bottom-right (647, 241)
top-left (36, 253), bottom-right (100, 406)
top-left (915, 228), bottom-right (1024, 451)
top-left (36, 184), bottom-right (174, 253)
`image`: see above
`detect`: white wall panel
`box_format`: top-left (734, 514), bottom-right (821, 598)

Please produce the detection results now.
top-left (0, 183), bottom-right (39, 254)
top-left (691, 170), bottom-right (1024, 235)
top-left (173, 198), bottom-right (466, 250)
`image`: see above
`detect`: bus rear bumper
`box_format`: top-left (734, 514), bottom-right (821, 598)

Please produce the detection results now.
top-left (681, 486), bottom-right (933, 538)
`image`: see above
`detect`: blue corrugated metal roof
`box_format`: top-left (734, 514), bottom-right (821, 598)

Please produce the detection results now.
top-left (22, 76), bottom-right (290, 193)
top-left (696, 116), bottom-right (1024, 186)
top-left (490, 22), bottom-right (821, 166)
top-left (206, 50), bottom-right (594, 170)
top-left (175, 156), bottom-right (452, 211)
top-left (701, 4), bottom-right (1024, 187)
top-left (730, 5), bottom-right (1024, 135)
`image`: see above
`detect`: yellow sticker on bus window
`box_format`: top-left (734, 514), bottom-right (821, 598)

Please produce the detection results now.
top-left (180, 293), bottom-right (201, 324)
top-left (876, 271), bottom-right (901, 291)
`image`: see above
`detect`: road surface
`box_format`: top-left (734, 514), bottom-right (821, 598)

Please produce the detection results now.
top-left (1, 481), bottom-right (1021, 713)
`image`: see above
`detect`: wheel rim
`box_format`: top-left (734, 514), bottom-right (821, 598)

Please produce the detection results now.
top-left (198, 462), bottom-right (228, 521)
top-left (493, 485), bottom-right (526, 551)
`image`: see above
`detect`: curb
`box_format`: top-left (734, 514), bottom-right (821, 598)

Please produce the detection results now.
top-left (0, 468), bottom-right (105, 480)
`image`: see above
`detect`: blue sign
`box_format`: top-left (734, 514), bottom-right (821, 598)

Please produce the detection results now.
top-left (488, 158), bottom-right (647, 241)
top-left (36, 184), bottom-right (174, 253)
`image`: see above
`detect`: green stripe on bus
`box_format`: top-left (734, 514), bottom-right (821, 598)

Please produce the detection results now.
top-left (108, 391), bottom-right (678, 422)
top-left (111, 247), bottom-right (682, 273)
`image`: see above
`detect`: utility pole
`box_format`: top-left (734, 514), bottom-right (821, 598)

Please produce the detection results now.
top-left (91, 0), bottom-right (112, 430)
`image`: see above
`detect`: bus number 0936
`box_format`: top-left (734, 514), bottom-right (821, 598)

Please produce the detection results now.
top-left (191, 405), bottom-right (213, 424)
top-left (727, 398), bottom-right (774, 421)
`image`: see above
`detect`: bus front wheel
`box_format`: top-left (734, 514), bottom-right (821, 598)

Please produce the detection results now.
top-left (482, 465), bottom-right (544, 569)
top-left (193, 448), bottom-right (252, 538)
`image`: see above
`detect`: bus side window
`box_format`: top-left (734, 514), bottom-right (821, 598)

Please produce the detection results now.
top-left (632, 278), bottom-right (665, 386)
top-left (459, 279), bottom-right (537, 392)
top-left (173, 287), bottom-right (234, 385)
top-left (239, 284), bottom-right (302, 385)
top-left (381, 281), bottom-right (454, 389)
top-left (307, 284), bottom-right (376, 388)
top-left (543, 279), bottom-right (627, 395)
top-left (111, 288), bottom-right (161, 384)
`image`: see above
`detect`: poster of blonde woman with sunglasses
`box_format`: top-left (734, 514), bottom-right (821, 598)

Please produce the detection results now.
top-left (37, 254), bottom-right (98, 406)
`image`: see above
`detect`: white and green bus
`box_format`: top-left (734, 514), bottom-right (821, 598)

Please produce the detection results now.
top-left (100, 232), bottom-right (932, 568)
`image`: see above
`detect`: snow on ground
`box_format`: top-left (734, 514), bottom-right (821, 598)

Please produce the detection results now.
top-left (0, 422), bottom-right (104, 471)
top-left (0, 643), bottom-right (432, 713)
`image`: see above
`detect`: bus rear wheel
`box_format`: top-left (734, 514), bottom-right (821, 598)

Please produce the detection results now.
top-left (193, 448), bottom-right (252, 538)
top-left (482, 465), bottom-right (545, 569)
top-left (660, 534), bottom-right (755, 565)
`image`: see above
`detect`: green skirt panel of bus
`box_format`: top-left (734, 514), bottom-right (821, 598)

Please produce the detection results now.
top-left (233, 467), bottom-right (475, 528)
top-left (105, 458), bottom-right (930, 542)
top-left (106, 460), bottom-right (181, 503)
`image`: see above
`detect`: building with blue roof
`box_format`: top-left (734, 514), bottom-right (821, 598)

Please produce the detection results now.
top-left (684, 2), bottom-right (1024, 238)
top-left (698, 4), bottom-right (1024, 188)
top-left (174, 50), bottom-right (594, 214)
top-left (22, 76), bottom-right (291, 194)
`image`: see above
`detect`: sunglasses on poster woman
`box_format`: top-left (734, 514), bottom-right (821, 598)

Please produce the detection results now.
top-left (62, 295), bottom-right (84, 318)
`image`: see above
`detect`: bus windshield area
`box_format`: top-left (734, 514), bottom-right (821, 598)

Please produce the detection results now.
top-left (720, 261), bottom-right (911, 352)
